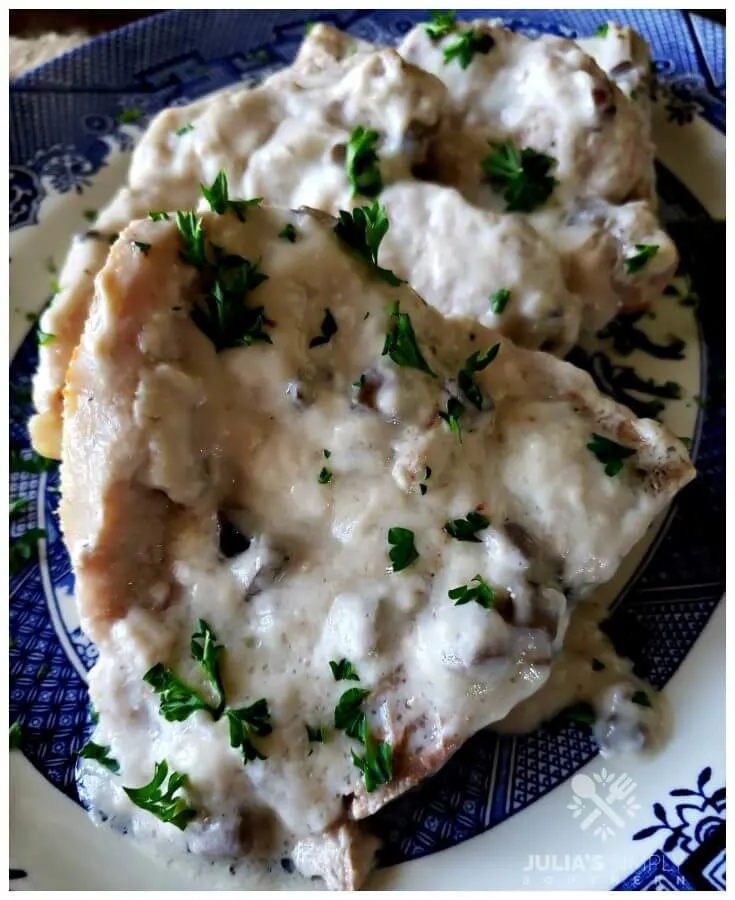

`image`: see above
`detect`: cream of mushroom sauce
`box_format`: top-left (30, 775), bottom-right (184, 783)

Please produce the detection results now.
top-left (69, 205), bottom-right (686, 889)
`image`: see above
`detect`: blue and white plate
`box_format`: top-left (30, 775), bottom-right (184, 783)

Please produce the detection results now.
top-left (9, 10), bottom-right (725, 891)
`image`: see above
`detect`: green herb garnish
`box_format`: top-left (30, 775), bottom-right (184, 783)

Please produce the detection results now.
top-left (351, 735), bottom-right (393, 793)
top-left (190, 619), bottom-right (226, 718)
top-left (176, 211), bottom-right (206, 267)
top-left (318, 467), bottom-right (333, 485)
top-left (305, 724), bottom-right (328, 744)
top-left (443, 27), bottom-right (494, 69)
top-left (594, 23), bottom-right (610, 37)
top-left (83, 209), bottom-right (97, 223)
top-left (323, 448), bottom-right (332, 459)
top-left (309, 308), bottom-right (338, 348)
top-left (333, 202), bottom-right (402, 286)
top-left (144, 663), bottom-right (217, 722)
top-left (132, 241), bottom-right (151, 255)
top-left (123, 760), bottom-right (196, 830)
top-left (9, 720), bottom-right (23, 750)
top-left (424, 9), bottom-right (457, 40)
top-left (148, 211), bottom-right (170, 221)
top-left (448, 574), bottom-right (495, 609)
top-left (458, 343), bottom-right (500, 410)
top-left (587, 433), bottom-right (636, 477)
top-left (117, 108), bottom-right (143, 125)
top-left (490, 288), bottom-right (511, 315)
top-left (387, 526), bottom-right (419, 573)
top-left (175, 123), bottom-right (194, 136)
top-left (624, 244), bottom-right (660, 275)
top-left (346, 126), bottom-right (383, 198)
top-left (439, 396), bottom-right (465, 441)
top-left (329, 659), bottom-right (360, 682)
top-left (10, 449), bottom-right (54, 474)
top-left (481, 141), bottom-right (558, 212)
top-left (79, 741), bottom-right (120, 774)
top-left (9, 498), bottom-right (29, 520)
top-left (37, 330), bottom-right (55, 346)
top-left (226, 699), bottom-right (273, 764)
top-left (631, 690), bottom-right (652, 708)
top-left (382, 302), bottom-right (436, 377)
top-left (10, 528), bottom-right (46, 576)
top-left (444, 511), bottom-right (490, 543)
top-left (334, 687), bottom-right (370, 742)
top-left (278, 223), bottom-right (297, 243)
top-left (200, 170), bottom-right (262, 221)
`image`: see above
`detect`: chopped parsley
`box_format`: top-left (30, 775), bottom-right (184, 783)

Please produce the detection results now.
top-left (444, 511), bottom-right (490, 543)
top-left (318, 467), bottom-right (333, 485)
top-left (132, 241), bottom-right (151, 255)
top-left (37, 329), bottom-right (55, 346)
top-left (387, 526), bottom-right (419, 573)
top-left (591, 658), bottom-right (606, 672)
top-left (49, 276), bottom-right (60, 295)
top-left (200, 171), bottom-right (263, 221)
top-left (10, 449), bottom-right (54, 474)
top-left (334, 687), bottom-right (370, 742)
top-left (226, 699), bottom-right (273, 764)
top-left (424, 9), bottom-right (457, 40)
top-left (9, 720), bottom-right (23, 750)
top-left (457, 343), bottom-right (500, 410)
top-left (309, 308), bottom-right (338, 348)
top-left (489, 288), bottom-right (511, 315)
top-left (83, 209), bottom-right (97, 223)
top-left (382, 302), bottom-right (436, 377)
top-left (305, 724), bottom-right (328, 744)
top-left (323, 448), bottom-right (332, 459)
top-left (79, 740), bottom-right (120, 774)
top-left (10, 528), bottom-right (46, 576)
top-left (443, 27), bottom-right (494, 69)
top-left (148, 211), bottom-right (170, 221)
top-left (278, 223), bottom-right (298, 243)
top-left (117, 107), bottom-right (143, 125)
top-left (624, 244), bottom-right (660, 275)
top-left (481, 141), bottom-right (558, 213)
top-left (329, 659), bottom-right (360, 682)
top-left (351, 736), bottom-right (393, 793)
top-left (144, 664), bottom-right (218, 722)
top-left (587, 433), bottom-right (636, 477)
top-left (346, 125), bottom-right (383, 198)
top-left (594, 23), bottom-right (610, 37)
top-left (439, 396), bottom-right (465, 441)
top-left (9, 498), bottom-right (29, 520)
top-left (190, 619), bottom-right (226, 717)
top-left (631, 690), bottom-right (652, 708)
top-left (176, 211), bottom-right (206, 267)
top-left (123, 760), bottom-right (196, 830)
top-left (333, 202), bottom-right (402, 286)
top-left (448, 574), bottom-right (495, 609)
top-left (175, 123), bottom-right (194, 136)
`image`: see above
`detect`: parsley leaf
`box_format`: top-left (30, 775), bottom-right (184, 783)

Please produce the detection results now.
top-left (489, 288), bottom-right (511, 315)
top-left (309, 308), bottom-right (338, 348)
top-left (117, 107), bottom-right (143, 125)
top-left (9, 498), bottom-right (29, 520)
top-left (10, 449), bottom-right (54, 474)
top-left (346, 126), bottom-right (383, 198)
top-left (631, 690), bottom-right (652, 708)
top-left (333, 202), bottom-right (402, 286)
top-left (329, 659), bottom-right (360, 682)
top-left (457, 343), bottom-right (500, 410)
top-left (144, 663), bottom-right (217, 722)
top-left (79, 740), bottom-right (120, 774)
top-left (200, 171), bottom-right (262, 221)
top-left (387, 526), bottom-right (419, 573)
top-left (444, 511), bottom-right (489, 543)
top-left (9, 720), bottom-right (23, 750)
top-left (481, 141), bottom-right (558, 213)
top-left (132, 241), bottom-right (151, 255)
top-left (190, 619), bottom-right (226, 718)
top-left (148, 211), bottom-right (170, 221)
top-left (334, 687), bottom-right (370, 741)
top-left (382, 302), bottom-right (436, 377)
top-left (318, 467), bottom-right (333, 485)
top-left (123, 760), bottom-right (196, 830)
top-left (176, 211), bottom-right (206, 267)
top-left (10, 528), bottom-right (46, 576)
top-left (443, 27), bottom-right (494, 69)
top-left (37, 330), bottom-right (55, 346)
top-left (175, 123), bottom-right (194, 136)
top-left (278, 223), bottom-right (297, 243)
top-left (351, 735), bottom-right (393, 793)
top-left (594, 23), bottom-right (610, 37)
top-left (305, 724), bottom-right (328, 743)
top-left (424, 9), bottom-right (457, 40)
top-left (624, 244), bottom-right (660, 275)
top-left (323, 448), bottom-right (332, 459)
top-left (439, 396), bottom-right (465, 441)
top-left (587, 433), bottom-right (636, 477)
top-left (83, 209), bottom-right (97, 223)
top-left (226, 699), bottom-right (273, 765)
top-left (448, 574), bottom-right (495, 608)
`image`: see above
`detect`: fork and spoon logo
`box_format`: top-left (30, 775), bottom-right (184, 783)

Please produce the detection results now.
top-left (567, 768), bottom-right (640, 840)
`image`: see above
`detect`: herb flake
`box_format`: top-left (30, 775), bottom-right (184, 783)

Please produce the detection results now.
top-left (278, 223), bottom-right (297, 243)
top-left (439, 396), bottom-right (465, 441)
top-left (305, 724), bottom-right (327, 744)
top-left (444, 511), bottom-right (489, 543)
top-left (309, 308), bottom-right (338, 348)
top-left (123, 760), bottom-right (196, 830)
top-left (443, 27), bottom-right (494, 69)
top-left (333, 202), bottom-right (402, 286)
top-left (351, 736), bottom-right (393, 793)
top-left (79, 740), bottom-right (120, 774)
top-left (587, 433), bottom-right (636, 477)
top-left (490, 288), bottom-right (511, 315)
top-left (200, 170), bottom-right (262, 221)
top-left (190, 619), bottom-right (226, 718)
top-left (387, 526), bottom-right (419, 573)
top-left (318, 467), bottom-right (333, 485)
top-left (9, 720), bottom-right (23, 750)
top-left (329, 659), bottom-right (360, 682)
top-left (226, 699), bottom-right (273, 765)
top-left (382, 302), bottom-right (436, 377)
top-left (624, 244), bottom-right (660, 275)
top-left (346, 126), bottom-right (383, 198)
top-left (424, 10), bottom-right (457, 40)
top-left (448, 574), bottom-right (495, 608)
top-left (482, 141), bottom-right (558, 213)
top-left (458, 343), bottom-right (500, 410)
top-left (334, 687), bottom-right (370, 741)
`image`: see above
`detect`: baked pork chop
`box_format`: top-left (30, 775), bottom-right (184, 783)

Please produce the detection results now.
top-left (64, 201), bottom-right (693, 889)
